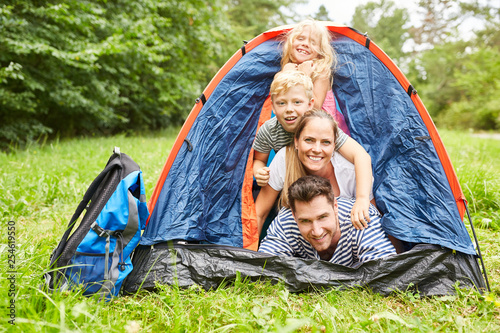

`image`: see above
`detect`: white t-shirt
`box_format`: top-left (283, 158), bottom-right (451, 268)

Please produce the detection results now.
top-left (267, 147), bottom-right (374, 200)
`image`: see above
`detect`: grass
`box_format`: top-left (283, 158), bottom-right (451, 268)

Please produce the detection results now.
top-left (439, 129), bottom-right (500, 229)
top-left (1, 128), bottom-right (500, 332)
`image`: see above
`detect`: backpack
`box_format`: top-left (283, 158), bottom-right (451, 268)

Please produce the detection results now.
top-left (44, 147), bottom-right (149, 298)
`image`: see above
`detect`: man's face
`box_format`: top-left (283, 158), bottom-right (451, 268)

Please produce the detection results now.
top-left (272, 85), bottom-right (313, 133)
top-left (292, 195), bottom-right (339, 259)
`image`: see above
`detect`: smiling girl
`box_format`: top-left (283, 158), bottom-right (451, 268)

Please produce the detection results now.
top-left (280, 20), bottom-right (350, 135)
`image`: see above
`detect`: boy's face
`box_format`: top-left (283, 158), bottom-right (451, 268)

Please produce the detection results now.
top-left (272, 85), bottom-right (314, 133)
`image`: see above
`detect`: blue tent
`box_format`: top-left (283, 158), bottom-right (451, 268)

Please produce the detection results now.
top-left (125, 23), bottom-right (488, 295)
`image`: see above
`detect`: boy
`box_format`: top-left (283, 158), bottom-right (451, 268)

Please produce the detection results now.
top-left (252, 71), bottom-right (348, 187)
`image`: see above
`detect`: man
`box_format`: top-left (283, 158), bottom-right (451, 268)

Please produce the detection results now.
top-left (259, 175), bottom-right (396, 267)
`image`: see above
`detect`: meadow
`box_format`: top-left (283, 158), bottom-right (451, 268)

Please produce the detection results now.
top-left (1, 128), bottom-right (499, 332)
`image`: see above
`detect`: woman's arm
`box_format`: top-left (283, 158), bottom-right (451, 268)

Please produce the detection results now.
top-left (255, 185), bottom-right (280, 236)
top-left (336, 138), bottom-right (373, 229)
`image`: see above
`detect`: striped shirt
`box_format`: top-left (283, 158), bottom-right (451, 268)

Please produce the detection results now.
top-left (252, 117), bottom-right (348, 154)
top-left (258, 198), bottom-right (396, 266)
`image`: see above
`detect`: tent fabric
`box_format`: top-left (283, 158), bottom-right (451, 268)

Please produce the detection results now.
top-left (330, 33), bottom-right (474, 254)
top-left (123, 243), bottom-right (486, 296)
top-left (141, 25), bottom-right (475, 255)
top-left (142, 40), bottom-right (281, 248)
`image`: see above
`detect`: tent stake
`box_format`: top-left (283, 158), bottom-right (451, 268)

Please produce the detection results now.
top-left (464, 199), bottom-right (491, 292)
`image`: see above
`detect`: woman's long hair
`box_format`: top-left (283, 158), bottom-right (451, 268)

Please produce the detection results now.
top-left (280, 20), bottom-right (337, 84)
top-left (279, 109), bottom-right (339, 208)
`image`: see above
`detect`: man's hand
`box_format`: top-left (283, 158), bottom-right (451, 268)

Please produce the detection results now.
top-left (351, 198), bottom-right (371, 230)
top-left (255, 167), bottom-right (271, 187)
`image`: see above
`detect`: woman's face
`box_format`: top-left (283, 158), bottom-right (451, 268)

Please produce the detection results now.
top-left (295, 118), bottom-right (335, 174)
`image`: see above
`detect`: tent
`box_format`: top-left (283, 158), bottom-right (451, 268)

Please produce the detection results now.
top-left (123, 23), bottom-right (488, 296)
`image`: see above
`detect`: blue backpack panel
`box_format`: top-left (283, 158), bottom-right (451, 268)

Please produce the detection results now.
top-left (45, 148), bottom-right (149, 298)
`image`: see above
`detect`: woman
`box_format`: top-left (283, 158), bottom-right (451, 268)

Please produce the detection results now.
top-left (255, 109), bottom-right (374, 236)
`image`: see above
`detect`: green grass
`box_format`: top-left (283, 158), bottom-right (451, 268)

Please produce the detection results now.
top-left (439, 129), bottom-right (500, 229)
top-left (1, 128), bottom-right (500, 332)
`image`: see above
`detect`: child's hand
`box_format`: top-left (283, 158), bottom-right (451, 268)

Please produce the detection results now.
top-left (297, 60), bottom-right (315, 77)
top-left (283, 63), bottom-right (298, 72)
top-left (351, 198), bottom-right (371, 230)
top-left (255, 167), bottom-right (271, 187)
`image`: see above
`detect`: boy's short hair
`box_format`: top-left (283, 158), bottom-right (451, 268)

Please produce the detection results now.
top-left (270, 71), bottom-right (314, 101)
top-left (288, 175), bottom-right (335, 212)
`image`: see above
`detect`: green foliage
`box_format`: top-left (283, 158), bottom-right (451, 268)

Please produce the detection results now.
top-left (350, 0), bottom-right (500, 131)
top-left (0, 0), bottom-right (233, 150)
top-left (351, 0), bottom-right (410, 63)
top-left (314, 5), bottom-right (331, 21)
top-left (1, 0), bottom-right (499, 148)
top-left (437, 46), bottom-right (500, 130)
top-left (0, 0), bottom-right (307, 150)
top-left (410, 0), bottom-right (462, 46)
top-left (406, 41), bottom-right (468, 118)
top-left (225, 0), bottom-right (305, 43)
top-left (407, 41), bottom-right (500, 130)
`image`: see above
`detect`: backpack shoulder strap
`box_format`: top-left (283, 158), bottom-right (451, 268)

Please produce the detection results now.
top-left (48, 152), bottom-right (123, 268)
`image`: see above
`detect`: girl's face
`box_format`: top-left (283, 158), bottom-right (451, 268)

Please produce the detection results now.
top-left (295, 118), bottom-right (335, 175)
top-left (291, 25), bottom-right (320, 64)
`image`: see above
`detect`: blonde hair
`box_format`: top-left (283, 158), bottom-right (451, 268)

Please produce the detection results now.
top-left (279, 109), bottom-right (339, 208)
top-left (270, 70), bottom-right (314, 102)
top-left (281, 20), bottom-right (337, 83)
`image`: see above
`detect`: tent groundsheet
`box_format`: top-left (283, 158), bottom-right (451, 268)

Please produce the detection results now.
top-left (123, 243), bottom-right (486, 296)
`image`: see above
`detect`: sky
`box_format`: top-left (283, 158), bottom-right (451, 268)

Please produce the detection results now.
top-left (295, 0), bottom-right (496, 37)
top-left (295, 0), bottom-right (403, 25)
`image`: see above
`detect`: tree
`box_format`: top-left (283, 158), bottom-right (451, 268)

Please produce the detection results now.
top-left (405, 1), bottom-right (500, 129)
top-left (406, 41), bottom-right (468, 117)
top-left (437, 46), bottom-right (500, 130)
top-left (0, 1), bottom-right (230, 148)
top-left (314, 5), bottom-right (331, 21)
top-left (225, 0), bottom-right (306, 44)
top-left (350, 0), bottom-right (500, 130)
top-left (351, 0), bottom-right (410, 64)
top-left (0, 0), bottom-right (306, 149)
top-left (409, 0), bottom-right (462, 47)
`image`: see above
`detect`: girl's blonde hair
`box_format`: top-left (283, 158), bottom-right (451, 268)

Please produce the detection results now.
top-left (281, 20), bottom-right (337, 83)
top-left (279, 109), bottom-right (339, 208)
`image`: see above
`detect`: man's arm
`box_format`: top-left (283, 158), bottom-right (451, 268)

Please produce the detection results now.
top-left (258, 209), bottom-right (296, 257)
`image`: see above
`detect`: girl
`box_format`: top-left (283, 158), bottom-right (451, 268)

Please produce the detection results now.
top-left (280, 20), bottom-right (350, 135)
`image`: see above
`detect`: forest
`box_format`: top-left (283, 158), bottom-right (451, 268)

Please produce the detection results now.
top-left (1, 0), bottom-right (499, 149)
